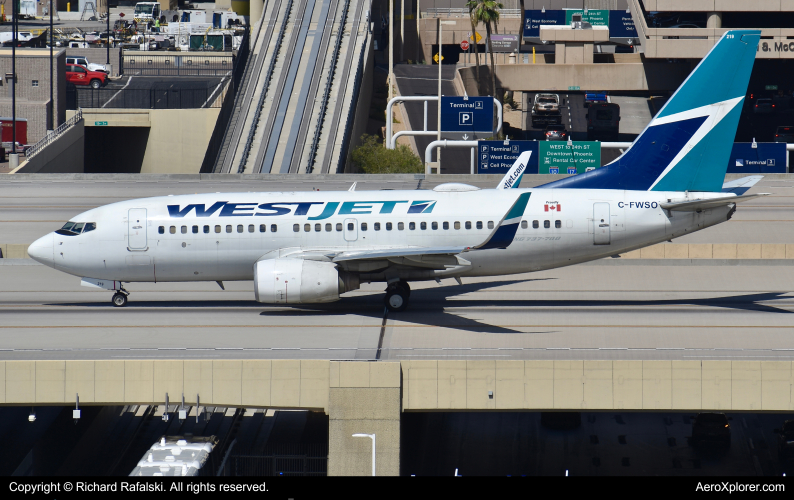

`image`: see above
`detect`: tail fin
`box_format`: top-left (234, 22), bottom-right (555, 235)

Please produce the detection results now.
top-left (539, 30), bottom-right (760, 193)
top-left (496, 151), bottom-right (532, 189)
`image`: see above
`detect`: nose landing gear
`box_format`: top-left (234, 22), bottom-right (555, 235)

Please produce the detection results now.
top-left (384, 280), bottom-right (410, 312)
top-left (111, 287), bottom-right (129, 307)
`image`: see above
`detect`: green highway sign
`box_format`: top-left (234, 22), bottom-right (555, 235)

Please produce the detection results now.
top-left (539, 141), bottom-right (601, 174)
top-left (568, 86), bottom-right (580, 91)
top-left (765, 85), bottom-right (778, 90)
top-left (565, 9), bottom-right (608, 26)
top-left (94, 121), bottom-right (108, 126)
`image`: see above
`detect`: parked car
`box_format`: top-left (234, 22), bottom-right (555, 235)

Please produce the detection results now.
top-left (544, 124), bottom-right (568, 141)
top-left (691, 412), bottom-right (731, 449)
top-left (66, 56), bottom-right (109, 74)
top-left (753, 98), bottom-right (775, 114)
top-left (775, 126), bottom-right (794, 143)
top-left (774, 420), bottom-right (794, 462)
top-left (65, 64), bottom-right (107, 89)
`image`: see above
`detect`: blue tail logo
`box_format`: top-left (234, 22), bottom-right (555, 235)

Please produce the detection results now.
top-left (539, 30), bottom-right (761, 193)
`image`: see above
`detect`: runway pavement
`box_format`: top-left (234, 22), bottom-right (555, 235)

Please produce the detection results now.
top-left (1, 260), bottom-right (793, 361)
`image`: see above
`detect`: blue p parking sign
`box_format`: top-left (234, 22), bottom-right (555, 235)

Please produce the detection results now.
top-left (440, 97), bottom-right (494, 139)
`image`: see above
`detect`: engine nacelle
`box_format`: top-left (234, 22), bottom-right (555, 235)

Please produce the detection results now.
top-left (254, 259), bottom-right (358, 304)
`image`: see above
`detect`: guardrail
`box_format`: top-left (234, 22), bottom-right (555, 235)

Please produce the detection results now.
top-left (123, 53), bottom-right (235, 77)
top-left (423, 8), bottom-right (522, 18)
top-left (25, 109), bottom-right (83, 160)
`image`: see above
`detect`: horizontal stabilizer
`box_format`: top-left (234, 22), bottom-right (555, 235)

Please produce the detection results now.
top-left (660, 193), bottom-right (769, 212)
top-left (722, 175), bottom-right (764, 195)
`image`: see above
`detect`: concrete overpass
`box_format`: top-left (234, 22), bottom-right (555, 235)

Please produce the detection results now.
top-left (2, 359), bottom-right (793, 475)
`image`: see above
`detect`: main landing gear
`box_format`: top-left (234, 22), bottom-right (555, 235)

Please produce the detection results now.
top-left (384, 280), bottom-right (410, 313)
top-left (112, 287), bottom-right (129, 307)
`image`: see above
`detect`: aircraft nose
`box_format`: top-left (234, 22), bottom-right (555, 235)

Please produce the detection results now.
top-left (28, 233), bottom-right (54, 266)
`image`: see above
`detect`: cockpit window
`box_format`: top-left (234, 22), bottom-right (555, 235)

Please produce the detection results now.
top-left (56, 221), bottom-right (96, 236)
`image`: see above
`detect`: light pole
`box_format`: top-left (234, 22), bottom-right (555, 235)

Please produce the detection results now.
top-left (107, 0), bottom-right (111, 64)
top-left (49, 0), bottom-right (53, 132)
top-left (352, 433), bottom-right (375, 476)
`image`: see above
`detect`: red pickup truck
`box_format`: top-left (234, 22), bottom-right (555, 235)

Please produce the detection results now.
top-left (65, 64), bottom-right (107, 89)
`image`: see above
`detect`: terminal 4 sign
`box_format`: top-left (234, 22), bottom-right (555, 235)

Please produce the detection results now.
top-left (477, 140), bottom-right (538, 175)
top-left (440, 96), bottom-right (495, 140)
top-left (539, 141), bottom-right (601, 174)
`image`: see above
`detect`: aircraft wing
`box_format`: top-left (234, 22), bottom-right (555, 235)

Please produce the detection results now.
top-left (722, 175), bottom-right (764, 195)
top-left (256, 192), bottom-right (532, 270)
top-left (660, 193), bottom-right (769, 212)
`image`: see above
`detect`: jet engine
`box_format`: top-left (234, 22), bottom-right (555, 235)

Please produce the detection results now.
top-left (254, 259), bottom-right (359, 304)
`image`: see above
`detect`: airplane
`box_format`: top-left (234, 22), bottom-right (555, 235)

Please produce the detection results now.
top-left (28, 30), bottom-right (768, 312)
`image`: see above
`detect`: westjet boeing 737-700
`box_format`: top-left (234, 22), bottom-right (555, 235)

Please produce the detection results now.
top-left (28, 30), bottom-right (769, 311)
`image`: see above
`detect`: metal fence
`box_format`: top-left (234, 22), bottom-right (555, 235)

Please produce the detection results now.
top-left (66, 86), bottom-right (224, 109)
top-left (423, 7), bottom-right (522, 18)
top-left (123, 53), bottom-right (235, 77)
top-left (219, 444), bottom-right (327, 476)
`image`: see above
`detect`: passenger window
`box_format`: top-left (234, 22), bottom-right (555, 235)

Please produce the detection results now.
top-left (532, 220), bottom-right (539, 229)
top-left (544, 220), bottom-right (550, 228)
top-left (374, 222), bottom-right (381, 231)
top-left (304, 224), bottom-right (311, 232)
top-left (293, 224), bottom-right (300, 232)
top-left (204, 225), bottom-right (210, 234)
top-left (487, 221), bottom-right (494, 229)
top-left (215, 225), bottom-right (221, 233)
top-left (315, 223), bottom-right (321, 232)
top-left (192, 225), bottom-right (198, 234)
top-left (237, 225), bottom-right (243, 233)
top-left (420, 222), bottom-right (426, 230)
top-left (83, 222), bottom-right (96, 233)
top-left (271, 224), bottom-right (277, 232)
top-left (361, 222), bottom-right (368, 231)
top-left (325, 223), bottom-right (332, 232)
top-left (181, 226), bottom-right (187, 234)
top-left (521, 221), bottom-right (528, 229)
top-left (337, 223), bottom-right (343, 231)
top-left (442, 222), bottom-right (449, 230)
top-left (386, 222), bottom-right (392, 231)
top-left (409, 222), bottom-right (415, 230)
top-left (170, 226), bottom-right (176, 234)
top-left (248, 224), bottom-right (254, 233)
top-left (347, 223), bottom-right (354, 231)
top-left (260, 224), bottom-right (267, 233)
top-left (398, 222), bottom-right (404, 230)
top-left (225, 225), bottom-right (231, 233)
top-left (454, 221), bottom-right (460, 230)
top-left (465, 221), bottom-right (471, 230)
top-left (432, 222), bottom-right (438, 230)
top-left (476, 221), bottom-right (483, 230)
top-left (555, 220), bottom-right (561, 228)
top-left (158, 226), bottom-right (164, 234)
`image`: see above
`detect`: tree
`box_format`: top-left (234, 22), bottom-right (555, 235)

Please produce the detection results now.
top-left (350, 134), bottom-right (424, 174)
top-left (469, 0), bottom-right (503, 108)
top-left (465, 0), bottom-right (482, 95)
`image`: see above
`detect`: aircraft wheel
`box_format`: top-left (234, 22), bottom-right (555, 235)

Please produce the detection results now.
top-left (384, 289), bottom-right (408, 313)
top-left (394, 280), bottom-right (411, 297)
top-left (112, 292), bottom-right (128, 307)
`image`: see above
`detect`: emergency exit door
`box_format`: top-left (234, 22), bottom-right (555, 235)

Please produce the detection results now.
top-left (593, 203), bottom-right (610, 245)
top-left (344, 219), bottom-right (358, 242)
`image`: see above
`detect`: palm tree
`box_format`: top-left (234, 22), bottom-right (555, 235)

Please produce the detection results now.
top-left (465, 0), bottom-right (482, 95)
top-left (469, 0), bottom-right (503, 107)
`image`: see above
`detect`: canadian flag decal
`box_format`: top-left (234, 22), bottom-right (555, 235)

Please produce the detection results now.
top-left (544, 204), bottom-right (561, 212)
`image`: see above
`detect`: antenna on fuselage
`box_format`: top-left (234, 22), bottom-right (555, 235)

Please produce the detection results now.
top-left (349, 182), bottom-right (357, 192)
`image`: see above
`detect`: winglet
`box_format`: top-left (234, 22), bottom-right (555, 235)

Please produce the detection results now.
top-left (496, 151), bottom-right (532, 189)
top-left (474, 192), bottom-right (531, 250)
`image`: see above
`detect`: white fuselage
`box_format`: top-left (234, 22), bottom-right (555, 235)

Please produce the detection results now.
top-left (35, 187), bottom-right (733, 284)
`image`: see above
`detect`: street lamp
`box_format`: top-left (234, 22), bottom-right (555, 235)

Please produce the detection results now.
top-left (352, 433), bottom-right (376, 476)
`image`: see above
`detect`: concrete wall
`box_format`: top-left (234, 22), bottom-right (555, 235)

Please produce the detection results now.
top-left (0, 49), bottom-right (67, 142)
top-left (12, 120), bottom-right (85, 174)
top-left (643, 0), bottom-right (791, 10)
top-left (73, 107), bottom-right (221, 174)
top-left (402, 360), bottom-right (794, 411)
